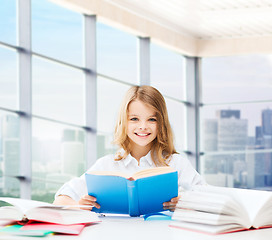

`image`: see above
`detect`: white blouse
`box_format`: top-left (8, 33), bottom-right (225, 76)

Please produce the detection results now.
top-left (55, 151), bottom-right (206, 201)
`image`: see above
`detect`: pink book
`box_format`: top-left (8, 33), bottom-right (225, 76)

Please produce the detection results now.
top-left (21, 222), bottom-right (87, 235)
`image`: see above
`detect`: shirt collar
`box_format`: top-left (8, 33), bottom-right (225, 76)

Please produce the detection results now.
top-left (143, 151), bottom-right (153, 166)
top-left (119, 149), bottom-right (153, 167)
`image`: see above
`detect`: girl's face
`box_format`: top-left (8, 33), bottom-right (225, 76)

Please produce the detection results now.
top-left (127, 100), bottom-right (158, 152)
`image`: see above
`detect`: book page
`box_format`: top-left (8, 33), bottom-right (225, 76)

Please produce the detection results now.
top-left (193, 186), bottom-right (272, 226)
top-left (87, 170), bottom-right (130, 179)
top-left (229, 188), bottom-right (272, 226)
top-left (0, 197), bottom-right (52, 214)
top-left (178, 190), bottom-right (242, 216)
top-left (0, 206), bottom-right (24, 221)
top-left (132, 167), bottom-right (175, 179)
top-left (88, 167), bottom-right (175, 180)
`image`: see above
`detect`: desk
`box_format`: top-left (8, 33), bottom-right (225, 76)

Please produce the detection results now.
top-left (1, 215), bottom-right (272, 240)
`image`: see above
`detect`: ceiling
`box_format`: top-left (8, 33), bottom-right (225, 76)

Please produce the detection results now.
top-left (52, 0), bottom-right (272, 56)
top-left (106, 0), bottom-right (272, 39)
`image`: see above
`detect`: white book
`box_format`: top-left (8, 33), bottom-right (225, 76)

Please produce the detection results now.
top-left (170, 186), bottom-right (272, 234)
top-left (0, 197), bottom-right (100, 225)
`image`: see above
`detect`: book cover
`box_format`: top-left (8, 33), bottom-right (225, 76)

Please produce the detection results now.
top-left (0, 225), bottom-right (53, 237)
top-left (85, 170), bottom-right (178, 216)
top-left (21, 222), bottom-right (86, 235)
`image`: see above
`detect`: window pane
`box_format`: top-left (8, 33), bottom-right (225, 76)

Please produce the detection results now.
top-left (32, 0), bottom-right (83, 66)
top-left (0, 0), bottom-right (16, 45)
top-left (32, 57), bottom-right (85, 125)
top-left (201, 103), bottom-right (272, 189)
top-left (202, 55), bottom-right (272, 103)
top-left (165, 98), bottom-right (186, 152)
top-left (97, 77), bottom-right (131, 158)
top-left (151, 43), bottom-right (185, 100)
top-left (201, 150), bottom-right (272, 190)
top-left (0, 111), bottom-right (20, 197)
top-left (32, 118), bottom-right (86, 202)
top-left (97, 22), bottom-right (138, 84)
top-left (0, 47), bottom-right (17, 110)
top-left (201, 154), bottom-right (243, 188)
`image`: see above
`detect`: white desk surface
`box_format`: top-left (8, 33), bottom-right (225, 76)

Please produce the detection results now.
top-left (1, 214), bottom-right (272, 240)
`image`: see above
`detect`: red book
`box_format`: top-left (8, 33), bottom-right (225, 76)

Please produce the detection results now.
top-left (21, 222), bottom-right (87, 235)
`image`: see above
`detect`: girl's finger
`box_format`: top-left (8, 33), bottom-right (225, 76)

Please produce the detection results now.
top-left (82, 195), bottom-right (97, 201)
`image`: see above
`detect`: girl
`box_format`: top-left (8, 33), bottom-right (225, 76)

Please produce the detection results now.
top-left (54, 85), bottom-right (205, 211)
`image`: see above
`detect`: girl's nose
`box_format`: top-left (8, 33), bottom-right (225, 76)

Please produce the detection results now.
top-left (139, 122), bottom-right (147, 130)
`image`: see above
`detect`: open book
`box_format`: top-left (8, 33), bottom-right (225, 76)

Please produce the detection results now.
top-left (0, 197), bottom-right (99, 225)
top-left (85, 167), bottom-right (178, 216)
top-left (170, 185), bottom-right (272, 234)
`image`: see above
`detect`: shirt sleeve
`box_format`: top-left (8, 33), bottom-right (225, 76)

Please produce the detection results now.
top-left (54, 176), bottom-right (87, 202)
top-left (54, 154), bottom-right (114, 201)
top-left (169, 153), bottom-right (206, 191)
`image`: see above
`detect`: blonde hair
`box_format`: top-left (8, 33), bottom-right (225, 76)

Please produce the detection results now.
top-left (113, 85), bottom-right (177, 166)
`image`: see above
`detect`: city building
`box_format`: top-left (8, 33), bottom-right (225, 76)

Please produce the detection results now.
top-left (262, 109), bottom-right (272, 135)
top-left (203, 110), bottom-right (248, 187)
top-left (1, 115), bottom-right (20, 195)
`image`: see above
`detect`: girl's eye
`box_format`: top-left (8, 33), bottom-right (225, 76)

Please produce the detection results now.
top-left (130, 117), bottom-right (138, 121)
top-left (149, 118), bottom-right (157, 122)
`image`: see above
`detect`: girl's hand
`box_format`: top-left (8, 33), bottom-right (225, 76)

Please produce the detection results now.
top-left (163, 196), bottom-right (180, 211)
top-left (78, 195), bottom-right (100, 211)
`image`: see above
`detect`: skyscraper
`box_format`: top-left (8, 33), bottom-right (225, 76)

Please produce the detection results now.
top-left (260, 109), bottom-right (272, 186)
top-left (216, 109), bottom-right (240, 119)
top-left (255, 126), bottom-right (263, 146)
top-left (246, 145), bottom-right (266, 189)
top-left (262, 109), bottom-right (272, 135)
top-left (2, 114), bottom-right (20, 195)
top-left (60, 129), bottom-right (85, 177)
top-left (217, 110), bottom-right (247, 186)
top-left (2, 115), bottom-right (19, 138)
top-left (217, 118), bottom-right (247, 152)
top-left (202, 119), bottom-right (218, 151)
top-left (202, 109), bottom-right (248, 187)
top-left (3, 139), bottom-right (20, 193)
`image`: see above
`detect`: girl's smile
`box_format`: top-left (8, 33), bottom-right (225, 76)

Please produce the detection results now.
top-left (134, 132), bottom-right (151, 137)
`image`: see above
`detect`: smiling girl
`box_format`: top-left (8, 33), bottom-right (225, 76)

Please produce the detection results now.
top-left (54, 85), bottom-right (205, 211)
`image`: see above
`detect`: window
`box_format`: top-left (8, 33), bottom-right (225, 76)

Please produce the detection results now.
top-left (202, 55), bottom-right (272, 103)
top-left (32, 118), bottom-right (86, 202)
top-left (151, 43), bottom-right (186, 101)
top-left (32, 57), bottom-right (85, 125)
top-left (201, 55), bottom-right (272, 189)
top-left (97, 76), bottom-right (131, 158)
top-left (0, 47), bottom-right (18, 110)
top-left (97, 22), bottom-right (138, 84)
top-left (0, 111), bottom-right (20, 197)
top-left (0, 0), bottom-right (16, 45)
top-left (165, 99), bottom-right (186, 152)
top-left (32, 0), bottom-right (83, 66)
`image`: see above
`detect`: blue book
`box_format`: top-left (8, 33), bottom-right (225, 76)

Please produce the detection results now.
top-left (85, 167), bottom-right (178, 217)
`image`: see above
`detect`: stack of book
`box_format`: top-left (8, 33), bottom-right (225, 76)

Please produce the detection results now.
top-left (0, 197), bottom-right (100, 237)
top-left (170, 186), bottom-right (272, 234)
